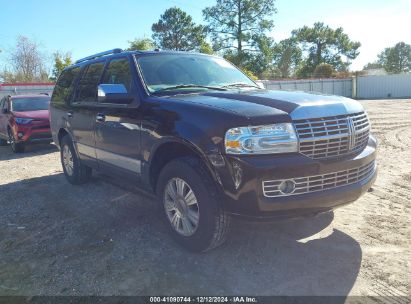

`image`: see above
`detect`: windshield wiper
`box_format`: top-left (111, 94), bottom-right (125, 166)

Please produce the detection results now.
top-left (153, 84), bottom-right (227, 94)
top-left (221, 83), bottom-right (260, 89)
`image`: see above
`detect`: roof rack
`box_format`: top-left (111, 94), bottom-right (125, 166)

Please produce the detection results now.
top-left (75, 48), bottom-right (123, 64)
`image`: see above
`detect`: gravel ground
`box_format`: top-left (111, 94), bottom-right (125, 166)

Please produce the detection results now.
top-left (0, 99), bottom-right (410, 297)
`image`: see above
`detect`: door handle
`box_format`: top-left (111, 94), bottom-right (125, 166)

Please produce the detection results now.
top-left (67, 111), bottom-right (73, 118)
top-left (96, 113), bottom-right (105, 122)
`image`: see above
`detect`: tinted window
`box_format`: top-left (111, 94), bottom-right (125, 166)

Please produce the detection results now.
top-left (51, 67), bottom-right (82, 105)
top-left (102, 58), bottom-right (132, 92)
top-left (11, 97), bottom-right (50, 112)
top-left (75, 61), bottom-right (105, 102)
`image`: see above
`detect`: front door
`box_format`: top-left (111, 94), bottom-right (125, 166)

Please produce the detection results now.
top-left (94, 57), bottom-right (141, 181)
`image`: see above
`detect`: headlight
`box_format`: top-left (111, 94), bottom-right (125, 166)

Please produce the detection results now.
top-left (15, 118), bottom-right (33, 125)
top-left (225, 123), bottom-right (298, 154)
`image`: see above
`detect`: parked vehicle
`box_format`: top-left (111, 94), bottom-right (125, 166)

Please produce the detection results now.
top-left (49, 49), bottom-right (377, 252)
top-left (0, 94), bottom-right (52, 153)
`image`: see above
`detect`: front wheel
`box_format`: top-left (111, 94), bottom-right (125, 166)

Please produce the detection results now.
top-left (8, 128), bottom-right (25, 153)
top-left (157, 157), bottom-right (231, 252)
top-left (60, 135), bottom-right (92, 184)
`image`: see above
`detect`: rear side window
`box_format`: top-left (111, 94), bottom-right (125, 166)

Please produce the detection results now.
top-left (101, 58), bottom-right (132, 92)
top-left (74, 61), bottom-right (105, 102)
top-left (51, 67), bottom-right (81, 105)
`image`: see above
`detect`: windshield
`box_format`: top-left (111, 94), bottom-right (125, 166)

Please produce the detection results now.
top-left (137, 54), bottom-right (257, 93)
top-left (11, 97), bottom-right (50, 112)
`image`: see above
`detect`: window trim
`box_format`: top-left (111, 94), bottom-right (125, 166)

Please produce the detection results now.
top-left (100, 56), bottom-right (133, 96)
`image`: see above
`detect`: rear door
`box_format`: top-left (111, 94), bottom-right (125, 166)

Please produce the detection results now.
top-left (94, 56), bottom-right (142, 180)
top-left (50, 66), bottom-right (82, 143)
top-left (70, 61), bottom-right (106, 164)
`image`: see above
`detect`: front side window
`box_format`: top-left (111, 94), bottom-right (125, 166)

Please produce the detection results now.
top-left (137, 54), bottom-right (256, 94)
top-left (11, 97), bottom-right (50, 112)
top-left (75, 61), bottom-right (105, 102)
top-left (102, 58), bottom-right (132, 92)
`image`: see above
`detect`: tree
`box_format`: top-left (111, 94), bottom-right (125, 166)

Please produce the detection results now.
top-left (2, 36), bottom-right (49, 82)
top-left (377, 42), bottom-right (411, 74)
top-left (203, 0), bottom-right (277, 67)
top-left (247, 35), bottom-right (275, 77)
top-left (127, 38), bottom-right (155, 51)
top-left (50, 52), bottom-right (72, 81)
top-left (152, 7), bottom-right (207, 51)
top-left (313, 63), bottom-right (334, 78)
top-left (292, 22), bottom-right (361, 77)
top-left (199, 41), bottom-right (214, 55)
top-left (272, 38), bottom-right (302, 78)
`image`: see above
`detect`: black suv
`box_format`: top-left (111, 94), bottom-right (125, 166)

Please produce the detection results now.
top-left (50, 49), bottom-right (377, 252)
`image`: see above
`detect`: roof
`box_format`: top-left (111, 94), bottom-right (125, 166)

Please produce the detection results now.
top-left (63, 48), bottom-right (217, 75)
top-left (73, 49), bottom-right (212, 65)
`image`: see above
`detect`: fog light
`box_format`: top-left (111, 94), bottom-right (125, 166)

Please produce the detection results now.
top-left (278, 180), bottom-right (296, 194)
top-left (17, 132), bottom-right (24, 138)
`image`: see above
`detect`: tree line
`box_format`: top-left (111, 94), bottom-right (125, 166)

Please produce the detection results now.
top-left (1, 0), bottom-right (410, 83)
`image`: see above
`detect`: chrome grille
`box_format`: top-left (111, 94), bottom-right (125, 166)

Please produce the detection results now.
top-left (263, 161), bottom-right (376, 197)
top-left (294, 112), bottom-right (370, 159)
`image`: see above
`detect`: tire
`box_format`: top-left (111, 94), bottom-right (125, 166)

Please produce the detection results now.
top-left (157, 156), bottom-right (231, 252)
top-left (7, 128), bottom-right (25, 153)
top-left (60, 135), bottom-right (92, 185)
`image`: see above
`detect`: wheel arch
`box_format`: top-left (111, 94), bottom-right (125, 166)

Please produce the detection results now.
top-left (57, 128), bottom-right (71, 148)
top-left (56, 128), bottom-right (81, 159)
top-left (147, 138), bottom-right (218, 194)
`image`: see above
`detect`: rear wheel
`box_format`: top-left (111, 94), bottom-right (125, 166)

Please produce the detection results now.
top-left (157, 156), bottom-right (231, 252)
top-left (60, 135), bottom-right (92, 184)
top-left (8, 128), bottom-right (25, 153)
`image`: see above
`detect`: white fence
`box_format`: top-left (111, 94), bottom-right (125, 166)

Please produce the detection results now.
top-left (356, 74), bottom-right (411, 99)
top-left (261, 73), bottom-right (411, 99)
top-left (260, 78), bottom-right (353, 98)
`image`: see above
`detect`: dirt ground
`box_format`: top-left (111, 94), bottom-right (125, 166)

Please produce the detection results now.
top-left (0, 99), bottom-right (410, 297)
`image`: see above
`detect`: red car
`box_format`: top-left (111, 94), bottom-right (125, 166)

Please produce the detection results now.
top-left (0, 94), bottom-right (52, 153)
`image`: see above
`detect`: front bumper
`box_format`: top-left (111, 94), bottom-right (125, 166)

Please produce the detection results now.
top-left (12, 123), bottom-right (52, 144)
top-left (212, 136), bottom-right (377, 219)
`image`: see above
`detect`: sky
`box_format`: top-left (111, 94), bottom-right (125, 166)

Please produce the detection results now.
top-left (1, 0), bottom-right (410, 72)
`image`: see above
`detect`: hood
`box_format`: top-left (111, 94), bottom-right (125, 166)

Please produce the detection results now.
top-left (172, 90), bottom-right (363, 120)
top-left (12, 109), bottom-right (50, 120)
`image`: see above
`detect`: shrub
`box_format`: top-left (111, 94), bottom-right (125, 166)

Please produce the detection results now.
top-left (313, 63), bottom-right (334, 78)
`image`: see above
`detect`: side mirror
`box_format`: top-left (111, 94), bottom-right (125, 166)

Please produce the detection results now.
top-left (97, 84), bottom-right (133, 104)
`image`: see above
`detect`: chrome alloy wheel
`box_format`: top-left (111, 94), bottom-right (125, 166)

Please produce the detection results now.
top-left (164, 177), bottom-right (200, 236)
top-left (62, 145), bottom-right (74, 176)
